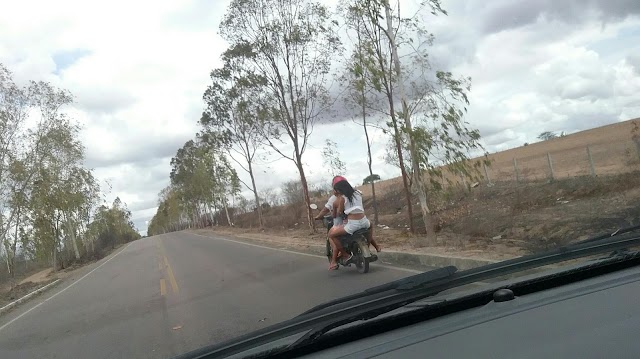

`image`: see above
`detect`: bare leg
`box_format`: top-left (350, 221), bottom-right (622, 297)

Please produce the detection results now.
top-left (367, 225), bottom-right (381, 252)
top-left (328, 237), bottom-right (340, 269)
top-left (329, 225), bottom-right (351, 268)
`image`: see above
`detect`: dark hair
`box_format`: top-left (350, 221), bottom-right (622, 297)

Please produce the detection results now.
top-left (333, 180), bottom-right (355, 203)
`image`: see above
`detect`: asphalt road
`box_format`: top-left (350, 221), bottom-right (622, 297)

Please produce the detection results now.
top-left (0, 231), bottom-right (420, 359)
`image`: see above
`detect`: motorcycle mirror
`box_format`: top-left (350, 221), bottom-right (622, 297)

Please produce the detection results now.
top-left (309, 203), bottom-right (318, 210)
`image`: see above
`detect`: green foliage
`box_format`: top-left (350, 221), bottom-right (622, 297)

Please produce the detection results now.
top-left (0, 63), bottom-right (138, 274)
top-left (219, 0), bottom-right (342, 157)
top-left (85, 199), bottom-right (141, 254)
top-left (362, 174), bottom-right (381, 184)
top-left (341, 0), bottom-right (485, 239)
top-left (219, 0), bottom-right (343, 230)
top-left (200, 54), bottom-right (269, 227)
top-left (321, 139), bottom-right (347, 177)
top-left (538, 131), bottom-right (558, 141)
top-left (148, 134), bottom-right (241, 235)
top-left (147, 186), bottom-right (183, 236)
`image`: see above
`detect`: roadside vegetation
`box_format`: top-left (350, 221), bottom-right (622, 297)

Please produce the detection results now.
top-left (146, 0), bottom-right (640, 262)
top-left (0, 64), bottom-right (141, 292)
top-left (148, 0), bottom-right (488, 245)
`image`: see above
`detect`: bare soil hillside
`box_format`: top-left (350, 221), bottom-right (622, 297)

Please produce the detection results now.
top-left (358, 117), bottom-right (640, 198)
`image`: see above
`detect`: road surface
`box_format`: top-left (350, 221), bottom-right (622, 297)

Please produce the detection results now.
top-left (0, 231), bottom-right (420, 359)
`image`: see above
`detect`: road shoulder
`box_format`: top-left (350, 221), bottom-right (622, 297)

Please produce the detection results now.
top-left (0, 243), bottom-right (130, 328)
top-left (188, 228), bottom-right (499, 271)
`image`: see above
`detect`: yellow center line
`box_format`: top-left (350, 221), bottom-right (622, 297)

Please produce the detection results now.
top-left (157, 239), bottom-right (179, 295)
top-left (160, 278), bottom-right (167, 296)
top-left (165, 258), bottom-right (179, 294)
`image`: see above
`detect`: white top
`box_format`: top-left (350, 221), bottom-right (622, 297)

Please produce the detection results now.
top-left (343, 190), bottom-right (364, 215)
top-left (325, 195), bottom-right (343, 225)
top-left (324, 195), bottom-right (337, 211)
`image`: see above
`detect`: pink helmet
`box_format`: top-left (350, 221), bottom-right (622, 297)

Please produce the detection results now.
top-left (332, 175), bottom-right (347, 187)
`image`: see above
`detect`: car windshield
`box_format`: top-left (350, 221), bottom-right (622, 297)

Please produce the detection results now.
top-left (1, 1), bottom-right (640, 358)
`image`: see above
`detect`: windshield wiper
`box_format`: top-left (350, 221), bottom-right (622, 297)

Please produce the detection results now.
top-left (298, 265), bottom-right (458, 317)
top-left (299, 223), bottom-right (640, 317)
top-left (284, 231), bottom-right (640, 353)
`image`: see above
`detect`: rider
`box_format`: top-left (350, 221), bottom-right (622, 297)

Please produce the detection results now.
top-left (314, 175), bottom-right (346, 226)
top-left (327, 178), bottom-right (380, 270)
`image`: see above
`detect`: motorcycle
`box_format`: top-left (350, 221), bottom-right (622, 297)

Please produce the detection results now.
top-left (310, 204), bottom-right (378, 273)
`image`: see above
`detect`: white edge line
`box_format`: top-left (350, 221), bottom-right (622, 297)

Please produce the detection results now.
top-left (0, 243), bottom-right (130, 333)
top-left (0, 279), bottom-right (61, 314)
top-left (187, 232), bottom-right (422, 274)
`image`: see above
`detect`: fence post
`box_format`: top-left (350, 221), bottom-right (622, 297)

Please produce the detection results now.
top-left (586, 145), bottom-right (596, 177)
top-left (460, 172), bottom-right (469, 192)
top-left (513, 158), bottom-right (520, 183)
top-left (483, 162), bottom-right (492, 185)
top-left (547, 153), bottom-right (555, 181)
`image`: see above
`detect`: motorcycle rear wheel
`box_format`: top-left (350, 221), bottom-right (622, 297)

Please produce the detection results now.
top-left (353, 244), bottom-right (370, 274)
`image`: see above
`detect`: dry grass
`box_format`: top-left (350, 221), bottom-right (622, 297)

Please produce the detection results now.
top-left (225, 118), bottom-right (640, 258)
top-left (358, 117), bottom-right (640, 197)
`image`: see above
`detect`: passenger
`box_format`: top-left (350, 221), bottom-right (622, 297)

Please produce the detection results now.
top-left (328, 178), bottom-right (380, 270)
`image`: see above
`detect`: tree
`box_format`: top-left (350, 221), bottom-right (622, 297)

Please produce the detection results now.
top-left (281, 180), bottom-right (304, 205)
top-left (201, 55), bottom-right (267, 229)
top-left (341, 11), bottom-right (384, 226)
top-left (219, 0), bottom-right (342, 232)
top-left (1, 67), bottom-right (79, 274)
top-left (259, 187), bottom-right (278, 207)
top-left (321, 139), bottom-right (347, 178)
top-left (1, 63), bottom-right (137, 277)
top-left (347, 0), bottom-right (482, 244)
top-left (148, 186), bottom-right (184, 235)
top-left (86, 199), bottom-right (140, 254)
top-left (59, 167), bottom-right (100, 260)
top-left (343, 0), bottom-right (416, 233)
top-left (169, 136), bottom-right (241, 229)
top-left (538, 131), bottom-right (558, 141)
top-left (29, 115), bottom-right (86, 270)
top-left (344, 0), bottom-right (486, 245)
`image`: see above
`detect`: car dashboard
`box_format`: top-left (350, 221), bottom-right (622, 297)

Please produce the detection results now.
top-left (300, 264), bottom-right (640, 359)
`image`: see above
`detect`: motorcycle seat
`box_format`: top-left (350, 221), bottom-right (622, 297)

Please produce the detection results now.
top-left (352, 228), bottom-right (369, 236)
top-left (341, 228), bottom-right (369, 240)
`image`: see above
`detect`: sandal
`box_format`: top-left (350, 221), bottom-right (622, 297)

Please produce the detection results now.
top-left (328, 263), bottom-right (339, 270)
top-left (341, 253), bottom-right (354, 265)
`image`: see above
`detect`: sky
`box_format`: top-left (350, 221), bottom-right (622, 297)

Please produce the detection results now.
top-left (1, 0), bottom-right (639, 235)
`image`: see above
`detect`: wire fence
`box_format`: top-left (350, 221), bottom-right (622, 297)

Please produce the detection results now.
top-left (481, 140), bottom-right (640, 184)
top-left (357, 138), bottom-right (640, 199)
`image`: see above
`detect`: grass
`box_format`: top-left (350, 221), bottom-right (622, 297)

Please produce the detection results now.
top-left (224, 118), bottom-right (640, 257)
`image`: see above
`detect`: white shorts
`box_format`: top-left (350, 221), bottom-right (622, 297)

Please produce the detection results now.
top-left (344, 217), bottom-right (370, 235)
